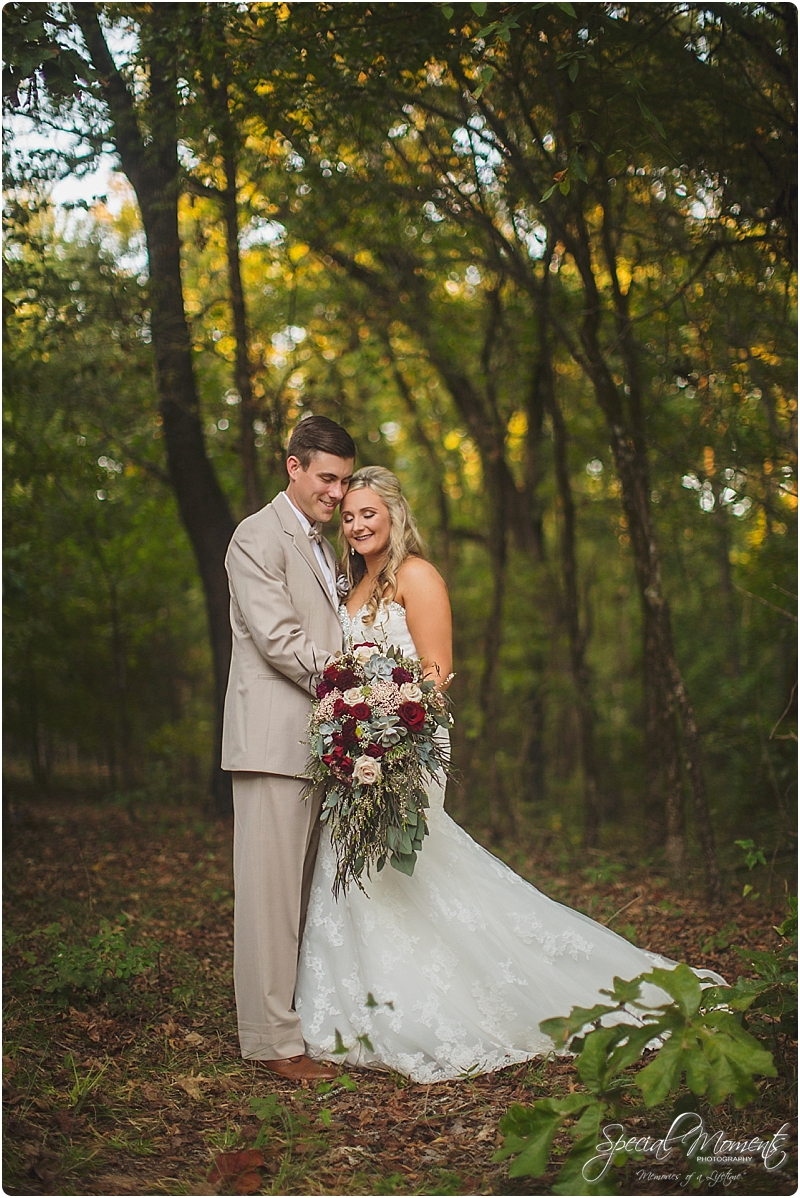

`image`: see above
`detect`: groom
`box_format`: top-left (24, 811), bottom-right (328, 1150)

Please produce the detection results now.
top-left (222, 415), bottom-right (356, 1080)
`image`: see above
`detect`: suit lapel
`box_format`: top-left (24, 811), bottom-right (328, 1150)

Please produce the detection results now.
top-left (275, 492), bottom-right (339, 611)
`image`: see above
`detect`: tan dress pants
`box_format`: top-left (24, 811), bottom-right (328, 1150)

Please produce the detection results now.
top-left (232, 772), bottom-right (322, 1059)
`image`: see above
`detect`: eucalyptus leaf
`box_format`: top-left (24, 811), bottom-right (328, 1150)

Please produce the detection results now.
top-left (390, 851), bottom-right (417, 876)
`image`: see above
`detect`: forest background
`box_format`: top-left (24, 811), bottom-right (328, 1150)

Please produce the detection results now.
top-left (2, 5), bottom-right (797, 1194)
top-left (4, 1), bottom-right (797, 893)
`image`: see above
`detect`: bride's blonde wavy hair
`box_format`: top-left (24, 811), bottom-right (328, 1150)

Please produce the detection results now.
top-left (340, 466), bottom-right (425, 625)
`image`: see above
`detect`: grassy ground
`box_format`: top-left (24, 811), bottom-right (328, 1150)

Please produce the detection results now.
top-left (3, 785), bottom-right (796, 1196)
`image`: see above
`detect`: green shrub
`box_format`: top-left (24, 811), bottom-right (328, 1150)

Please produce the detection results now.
top-left (494, 963), bottom-right (780, 1194)
top-left (731, 895), bottom-right (798, 1057)
top-left (33, 916), bottom-right (161, 1005)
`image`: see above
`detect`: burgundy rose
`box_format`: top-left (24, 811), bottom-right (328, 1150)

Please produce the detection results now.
top-left (336, 717), bottom-right (358, 748)
top-left (316, 679), bottom-right (334, 699)
top-left (392, 666), bottom-right (413, 685)
top-left (350, 702), bottom-right (371, 721)
top-left (332, 698), bottom-right (350, 719)
top-left (323, 746), bottom-right (354, 776)
top-left (322, 662), bottom-right (358, 690)
top-left (397, 701), bottom-right (426, 732)
top-left (333, 728), bottom-right (357, 750)
top-left (365, 743), bottom-right (388, 758)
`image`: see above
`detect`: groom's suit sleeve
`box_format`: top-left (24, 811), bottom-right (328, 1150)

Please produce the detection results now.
top-left (226, 520), bottom-right (333, 696)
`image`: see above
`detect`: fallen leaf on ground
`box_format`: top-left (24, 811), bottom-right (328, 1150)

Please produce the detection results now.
top-left (209, 1149), bottom-right (264, 1180)
top-left (31, 1149), bottom-right (61, 1184)
top-left (173, 1074), bottom-right (208, 1101)
top-left (329, 1145), bottom-right (369, 1164)
top-left (233, 1171), bottom-right (261, 1195)
top-left (209, 1150), bottom-right (265, 1194)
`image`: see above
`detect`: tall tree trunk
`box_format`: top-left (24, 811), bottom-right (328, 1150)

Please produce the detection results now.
top-left (713, 485), bottom-right (741, 675)
top-left (520, 665), bottom-right (547, 804)
top-left (524, 345), bottom-right (547, 565)
top-left (534, 267), bottom-right (602, 846)
top-left (25, 657), bottom-right (48, 791)
top-left (107, 579), bottom-right (133, 791)
top-left (557, 201), bottom-right (721, 899)
top-left (221, 150), bottom-right (264, 516)
top-left (601, 194), bottom-right (720, 897)
top-left (544, 377), bottom-right (602, 847)
top-left (77, 6), bottom-right (236, 814)
top-left (645, 623), bottom-right (686, 875)
top-left (480, 464), bottom-right (510, 839)
top-left (381, 333), bottom-right (451, 574)
top-left (189, 3), bottom-right (267, 510)
top-left (463, 88), bottom-right (711, 878)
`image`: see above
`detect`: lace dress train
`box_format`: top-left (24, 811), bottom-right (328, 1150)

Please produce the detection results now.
top-left (295, 602), bottom-right (722, 1084)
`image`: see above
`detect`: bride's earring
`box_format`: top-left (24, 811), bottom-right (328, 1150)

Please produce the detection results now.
top-left (350, 546), bottom-right (355, 556)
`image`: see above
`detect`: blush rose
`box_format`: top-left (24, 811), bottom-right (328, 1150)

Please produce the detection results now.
top-left (353, 755), bottom-right (382, 785)
top-left (353, 642), bottom-right (380, 664)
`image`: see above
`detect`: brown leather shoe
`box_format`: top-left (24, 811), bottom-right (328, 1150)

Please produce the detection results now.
top-left (257, 1054), bottom-right (338, 1081)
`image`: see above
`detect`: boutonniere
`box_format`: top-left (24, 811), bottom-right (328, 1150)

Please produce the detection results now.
top-left (336, 574), bottom-right (351, 598)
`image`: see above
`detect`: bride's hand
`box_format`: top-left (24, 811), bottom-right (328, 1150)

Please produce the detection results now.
top-left (429, 669), bottom-right (456, 691)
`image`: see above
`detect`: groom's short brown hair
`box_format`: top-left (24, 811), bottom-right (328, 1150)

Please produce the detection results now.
top-left (287, 415), bottom-right (356, 468)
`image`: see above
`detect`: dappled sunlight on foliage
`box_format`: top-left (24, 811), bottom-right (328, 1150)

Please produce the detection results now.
top-left (2, 3), bottom-right (796, 1189)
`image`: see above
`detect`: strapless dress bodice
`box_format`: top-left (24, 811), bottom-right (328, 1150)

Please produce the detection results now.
top-left (339, 600), bottom-right (418, 661)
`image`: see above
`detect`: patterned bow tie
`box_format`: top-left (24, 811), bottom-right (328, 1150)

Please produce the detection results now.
top-left (307, 524), bottom-right (323, 545)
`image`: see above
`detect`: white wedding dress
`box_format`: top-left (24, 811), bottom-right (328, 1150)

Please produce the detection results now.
top-left (295, 601), bottom-right (722, 1084)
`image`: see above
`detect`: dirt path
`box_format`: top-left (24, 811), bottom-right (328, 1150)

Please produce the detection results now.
top-left (3, 796), bottom-right (794, 1195)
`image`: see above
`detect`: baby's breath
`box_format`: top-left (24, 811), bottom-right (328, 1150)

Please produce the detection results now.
top-left (367, 679), bottom-right (403, 714)
top-left (316, 690), bottom-right (343, 720)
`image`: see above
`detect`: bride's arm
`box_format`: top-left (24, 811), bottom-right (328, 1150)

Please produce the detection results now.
top-left (396, 557), bottom-right (453, 689)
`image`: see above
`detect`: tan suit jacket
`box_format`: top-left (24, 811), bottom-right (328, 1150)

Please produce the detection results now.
top-left (222, 491), bottom-right (344, 776)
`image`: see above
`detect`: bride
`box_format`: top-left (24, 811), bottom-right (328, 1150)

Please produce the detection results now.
top-left (296, 466), bottom-right (721, 1084)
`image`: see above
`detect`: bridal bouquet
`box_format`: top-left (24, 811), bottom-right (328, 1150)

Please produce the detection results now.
top-left (305, 641), bottom-right (452, 897)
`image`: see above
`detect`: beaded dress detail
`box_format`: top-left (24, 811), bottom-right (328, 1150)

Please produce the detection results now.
top-left (295, 602), bottom-right (722, 1083)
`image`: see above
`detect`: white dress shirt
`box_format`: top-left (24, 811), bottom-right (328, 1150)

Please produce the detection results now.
top-left (284, 492), bottom-right (337, 602)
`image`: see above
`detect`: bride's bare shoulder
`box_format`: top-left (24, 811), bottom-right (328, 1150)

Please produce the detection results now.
top-left (395, 555), bottom-right (448, 603)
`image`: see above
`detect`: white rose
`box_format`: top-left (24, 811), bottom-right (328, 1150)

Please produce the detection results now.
top-left (343, 686), bottom-right (366, 705)
top-left (353, 755), bottom-right (382, 786)
top-left (398, 682), bottom-right (423, 703)
top-left (353, 643), bottom-right (379, 664)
